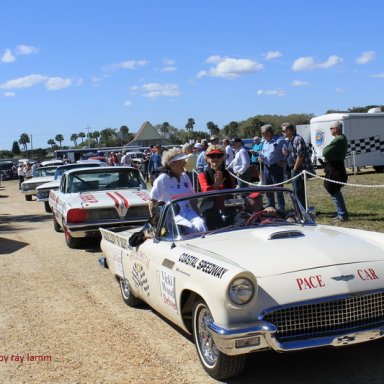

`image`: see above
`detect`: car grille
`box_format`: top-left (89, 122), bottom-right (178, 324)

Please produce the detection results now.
top-left (21, 182), bottom-right (40, 191)
top-left (261, 292), bottom-right (384, 342)
top-left (85, 206), bottom-right (150, 221)
top-left (125, 206), bottom-right (150, 221)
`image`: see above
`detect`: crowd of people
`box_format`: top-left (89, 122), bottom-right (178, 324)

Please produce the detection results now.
top-left (138, 121), bottom-right (349, 224)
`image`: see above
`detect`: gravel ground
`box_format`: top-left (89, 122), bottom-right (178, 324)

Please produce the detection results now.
top-left (1, 179), bottom-right (384, 384)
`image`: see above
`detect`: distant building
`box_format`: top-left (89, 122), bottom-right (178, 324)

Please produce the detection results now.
top-left (126, 121), bottom-right (171, 147)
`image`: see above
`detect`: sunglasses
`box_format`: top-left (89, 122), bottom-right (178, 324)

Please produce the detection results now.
top-left (207, 154), bottom-right (224, 159)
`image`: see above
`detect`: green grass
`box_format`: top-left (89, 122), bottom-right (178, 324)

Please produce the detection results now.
top-left (304, 167), bottom-right (384, 233)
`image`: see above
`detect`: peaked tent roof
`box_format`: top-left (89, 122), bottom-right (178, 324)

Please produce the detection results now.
top-left (126, 121), bottom-right (171, 147)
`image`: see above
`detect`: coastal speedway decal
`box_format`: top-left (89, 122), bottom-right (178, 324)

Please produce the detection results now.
top-left (178, 252), bottom-right (228, 279)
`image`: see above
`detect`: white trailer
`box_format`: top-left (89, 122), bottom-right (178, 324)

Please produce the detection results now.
top-left (310, 109), bottom-right (384, 172)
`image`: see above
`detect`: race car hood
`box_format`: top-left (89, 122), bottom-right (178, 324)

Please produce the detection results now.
top-left (68, 189), bottom-right (150, 215)
top-left (185, 224), bottom-right (384, 277)
top-left (36, 180), bottom-right (60, 191)
top-left (22, 176), bottom-right (54, 187)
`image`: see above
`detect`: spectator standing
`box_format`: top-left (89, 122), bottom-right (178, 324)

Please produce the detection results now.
top-left (222, 138), bottom-right (234, 168)
top-left (108, 152), bottom-right (118, 166)
top-left (196, 139), bottom-right (209, 173)
top-left (142, 149), bottom-right (150, 182)
top-left (24, 162), bottom-right (33, 179)
top-left (281, 123), bottom-right (314, 208)
top-left (121, 151), bottom-right (132, 167)
top-left (17, 163), bottom-right (25, 189)
top-left (228, 138), bottom-right (250, 188)
top-left (259, 124), bottom-right (287, 211)
top-left (209, 135), bottom-right (220, 145)
top-left (250, 136), bottom-right (263, 165)
top-left (322, 121), bottom-right (349, 221)
top-left (182, 143), bottom-right (197, 184)
top-left (148, 144), bottom-right (163, 184)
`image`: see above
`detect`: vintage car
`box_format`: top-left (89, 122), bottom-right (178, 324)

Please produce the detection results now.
top-left (20, 165), bottom-right (59, 201)
top-left (36, 162), bottom-right (106, 212)
top-left (0, 161), bottom-right (17, 180)
top-left (99, 187), bottom-right (384, 380)
top-left (50, 166), bottom-right (150, 248)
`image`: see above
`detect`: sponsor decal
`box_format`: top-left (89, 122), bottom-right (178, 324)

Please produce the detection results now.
top-left (80, 193), bottom-right (98, 204)
top-left (178, 252), bottom-right (228, 279)
top-left (315, 129), bottom-right (325, 148)
top-left (357, 268), bottom-right (379, 281)
top-left (132, 263), bottom-right (150, 298)
top-left (296, 274), bottom-right (325, 290)
top-left (113, 249), bottom-right (123, 277)
top-left (132, 191), bottom-right (150, 201)
top-left (160, 270), bottom-right (178, 313)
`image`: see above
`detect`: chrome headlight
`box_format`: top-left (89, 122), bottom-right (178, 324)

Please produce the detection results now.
top-left (228, 278), bottom-right (254, 305)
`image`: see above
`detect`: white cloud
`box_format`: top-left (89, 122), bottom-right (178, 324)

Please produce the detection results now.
top-left (356, 51), bottom-right (376, 64)
top-left (1, 49), bottom-right (16, 63)
top-left (0, 74), bottom-right (47, 89)
top-left (292, 55), bottom-right (343, 71)
top-left (370, 73), bottom-right (384, 78)
top-left (197, 55), bottom-right (263, 79)
top-left (257, 89), bottom-right (286, 97)
top-left (0, 74), bottom-right (82, 91)
top-left (163, 58), bottom-right (175, 66)
top-left (264, 51), bottom-right (282, 60)
top-left (124, 100), bottom-right (133, 107)
top-left (3, 91), bottom-right (15, 97)
top-left (45, 77), bottom-right (80, 90)
top-left (290, 80), bottom-right (308, 87)
top-left (335, 88), bottom-right (350, 93)
top-left (132, 83), bottom-right (181, 99)
top-left (15, 45), bottom-right (38, 55)
top-left (161, 66), bottom-right (177, 72)
top-left (103, 59), bottom-right (148, 72)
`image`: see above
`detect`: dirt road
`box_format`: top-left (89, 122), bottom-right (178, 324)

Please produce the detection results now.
top-left (1, 179), bottom-right (384, 384)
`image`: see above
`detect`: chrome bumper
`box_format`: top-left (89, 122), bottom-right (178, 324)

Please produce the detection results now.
top-left (208, 321), bottom-right (384, 356)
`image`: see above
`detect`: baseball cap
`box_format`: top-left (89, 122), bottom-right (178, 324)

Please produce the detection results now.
top-left (209, 135), bottom-right (219, 141)
top-left (194, 143), bottom-right (202, 149)
top-left (248, 192), bottom-right (262, 199)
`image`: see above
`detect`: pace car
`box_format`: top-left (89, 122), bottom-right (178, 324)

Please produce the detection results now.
top-left (99, 187), bottom-right (384, 380)
top-left (50, 166), bottom-right (150, 248)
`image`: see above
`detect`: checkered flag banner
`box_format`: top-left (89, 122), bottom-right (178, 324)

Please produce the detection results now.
top-left (348, 135), bottom-right (384, 154)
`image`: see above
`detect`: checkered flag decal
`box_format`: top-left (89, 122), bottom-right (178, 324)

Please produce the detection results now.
top-left (348, 135), bottom-right (384, 154)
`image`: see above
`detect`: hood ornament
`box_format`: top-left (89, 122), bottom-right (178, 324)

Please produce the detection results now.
top-left (331, 274), bottom-right (355, 282)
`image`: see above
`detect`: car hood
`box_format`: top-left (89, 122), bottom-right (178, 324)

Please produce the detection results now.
top-left (36, 180), bottom-right (60, 190)
top-left (22, 176), bottom-right (54, 186)
top-left (67, 189), bottom-right (150, 212)
top-left (185, 224), bottom-right (384, 277)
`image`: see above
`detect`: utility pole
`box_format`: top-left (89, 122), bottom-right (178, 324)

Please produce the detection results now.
top-left (86, 125), bottom-right (91, 147)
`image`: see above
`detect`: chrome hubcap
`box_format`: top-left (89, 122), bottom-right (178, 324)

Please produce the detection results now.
top-left (197, 306), bottom-right (217, 366)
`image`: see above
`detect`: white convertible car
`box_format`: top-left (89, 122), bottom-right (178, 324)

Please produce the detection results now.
top-left (50, 166), bottom-right (150, 248)
top-left (99, 187), bottom-right (384, 380)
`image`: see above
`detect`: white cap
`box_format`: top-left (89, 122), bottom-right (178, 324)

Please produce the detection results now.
top-left (169, 153), bottom-right (188, 163)
top-left (194, 143), bottom-right (202, 149)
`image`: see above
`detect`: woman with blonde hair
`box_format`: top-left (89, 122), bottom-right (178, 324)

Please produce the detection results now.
top-left (149, 147), bottom-right (206, 232)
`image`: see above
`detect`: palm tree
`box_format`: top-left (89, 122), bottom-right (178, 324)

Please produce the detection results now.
top-left (92, 131), bottom-right (100, 146)
top-left (185, 118), bottom-right (195, 140)
top-left (160, 122), bottom-right (170, 138)
top-left (47, 139), bottom-right (56, 149)
top-left (18, 133), bottom-right (30, 152)
top-left (70, 133), bottom-right (78, 147)
top-left (119, 126), bottom-right (129, 145)
top-left (206, 121), bottom-right (220, 136)
top-left (100, 128), bottom-right (117, 147)
top-left (78, 132), bottom-right (86, 144)
top-left (55, 134), bottom-right (64, 147)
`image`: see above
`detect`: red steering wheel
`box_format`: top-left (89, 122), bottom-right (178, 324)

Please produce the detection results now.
top-left (245, 210), bottom-right (278, 226)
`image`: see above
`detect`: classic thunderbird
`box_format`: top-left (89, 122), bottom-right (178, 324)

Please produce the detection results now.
top-left (99, 187), bottom-right (384, 380)
top-left (50, 166), bottom-right (150, 248)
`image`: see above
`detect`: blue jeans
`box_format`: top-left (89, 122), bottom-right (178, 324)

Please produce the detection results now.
top-left (263, 165), bottom-right (285, 210)
top-left (331, 189), bottom-right (348, 220)
top-left (291, 169), bottom-right (305, 208)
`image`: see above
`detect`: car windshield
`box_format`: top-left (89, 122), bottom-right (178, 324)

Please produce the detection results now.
top-left (68, 168), bottom-right (147, 193)
top-left (54, 163), bottom-right (101, 179)
top-left (33, 167), bottom-right (58, 177)
top-left (158, 188), bottom-right (313, 241)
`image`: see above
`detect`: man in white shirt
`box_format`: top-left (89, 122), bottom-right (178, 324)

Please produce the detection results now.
top-left (223, 138), bottom-right (234, 168)
top-left (228, 138), bottom-right (251, 188)
top-left (121, 151), bottom-right (132, 167)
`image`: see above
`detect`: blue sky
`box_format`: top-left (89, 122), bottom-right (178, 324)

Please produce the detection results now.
top-left (1, 0), bottom-right (383, 150)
